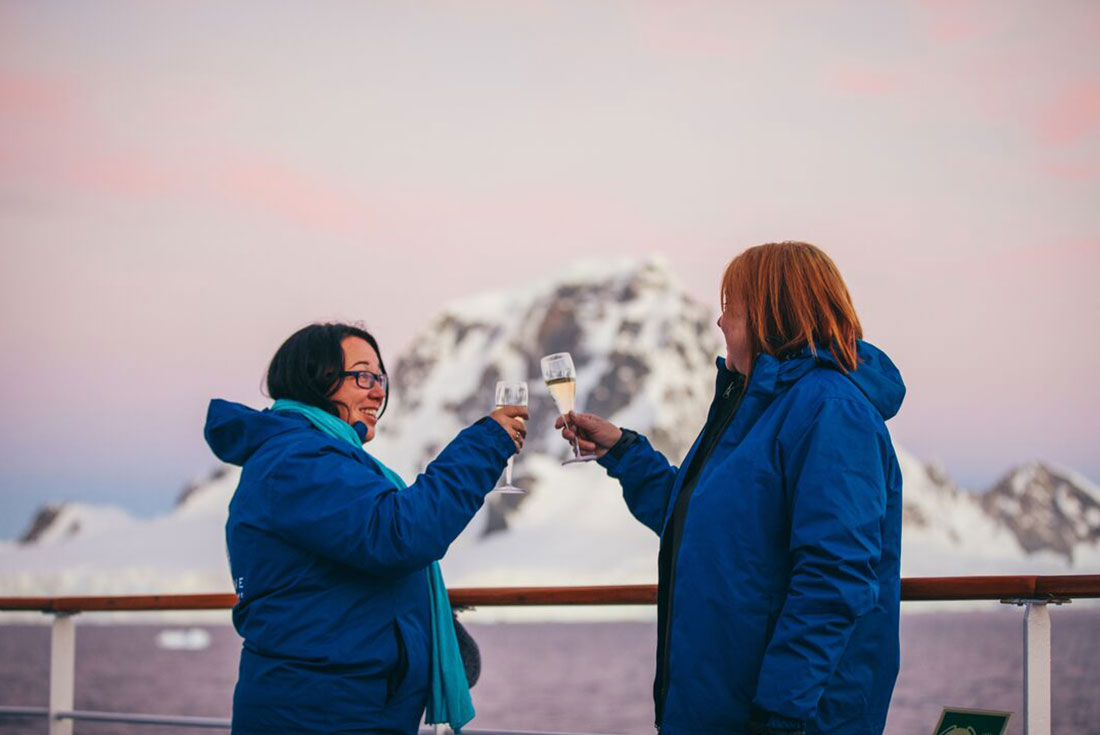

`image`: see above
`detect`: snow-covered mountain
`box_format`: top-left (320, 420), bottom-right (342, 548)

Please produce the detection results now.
top-left (2, 469), bottom-right (239, 604)
top-left (376, 258), bottom-right (719, 473)
top-left (3, 258), bottom-right (1097, 620)
top-left (980, 463), bottom-right (1100, 562)
top-left (894, 451), bottom-right (1099, 576)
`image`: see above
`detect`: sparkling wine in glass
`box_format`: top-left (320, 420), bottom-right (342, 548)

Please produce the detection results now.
top-left (540, 352), bottom-right (598, 465)
top-left (493, 381), bottom-right (528, 494)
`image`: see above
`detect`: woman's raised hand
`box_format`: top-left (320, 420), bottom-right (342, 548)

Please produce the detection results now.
top-left (555, 411), bottom-right (622, 458)
top-left (490, 405), bottom-right (529, 453)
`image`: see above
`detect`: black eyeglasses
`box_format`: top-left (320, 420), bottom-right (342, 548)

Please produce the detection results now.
top-left (340, 370), bottom-right (388, 392)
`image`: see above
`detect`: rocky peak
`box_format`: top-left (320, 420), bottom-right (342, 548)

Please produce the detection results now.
top-left (18, 504), bottom-right (66, 544)
top-left (980, 462), bottom-right (1100, 561)
top-left (366, 258), bottom-right (721, 536)
top-left (15, 502), bottom-right (136, 546)
top-left (174, 466), bottom-right (230, 509)
top-left (374, 258), bottom-right (721, 476)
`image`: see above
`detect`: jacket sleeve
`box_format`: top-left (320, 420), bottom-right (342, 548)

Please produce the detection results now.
top-left (598, 434), bottom-right (679, 535)
top-left (752, 397), bottom-right (889, 721)
top-left (258, 417), bottom-right (514, 577)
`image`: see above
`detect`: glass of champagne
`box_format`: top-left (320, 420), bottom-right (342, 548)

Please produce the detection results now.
top-left (540, 352), bottom-right (598, 465)
top-left (493, 381), bottom-right (528, 494)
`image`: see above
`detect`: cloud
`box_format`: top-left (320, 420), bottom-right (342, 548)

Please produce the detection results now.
top-left (0, 130), bottom-right (374, 238)
top-left (1038, 158), bottom-right (1100, 182)
top-left (980, 238), bottom-right (1100, 271)
top-left (0, 70), bottom-right (74, 124)
top-left (0, 71), bottom-right (355, 235)
top-left (210, 157), bottom-right (369, 236)
top-left (4, 130), bottom-right (656, 249)
top-left (632, 1), bottom-right (760, 60)
top-left (915, 0), bottom-right (989, 45)
top-left (904, 2), bottom-right (1100, 155)
top-left (826, 66), bottom-right (906, 98)
top-left (1033, 80), bottom-right (1100, 147)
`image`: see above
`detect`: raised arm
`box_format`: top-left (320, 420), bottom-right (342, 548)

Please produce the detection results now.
top-left (558, 412), bottom-right (679, 535)
top-left (258, 417), bottom-right (516, 577)
top-left (600, 433), bottom-right (679, 535)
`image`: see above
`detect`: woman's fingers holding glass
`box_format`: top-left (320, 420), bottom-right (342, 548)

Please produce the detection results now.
top-left (560, 411), bottom-right (621, 456)
top-left (498, 405), bottom-right (528, 422)
top-left (572, 435), bottom-right (599, 455)
top-left (510, 422), bottom-right (526, 452)
top-left (550, 411), bottom-right (620, 455)
top-left (555, 417), bottom-right (578, 443)
top-left (490, 405), bottom-right (528, 426)
top-left (489, 406), bottom-right (528, 452)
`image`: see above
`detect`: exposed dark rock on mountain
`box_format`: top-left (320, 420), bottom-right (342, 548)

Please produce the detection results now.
top-left (19, 504), bottom-right (63, 544)
top-left (981, 463), bottom-right (1100, 562)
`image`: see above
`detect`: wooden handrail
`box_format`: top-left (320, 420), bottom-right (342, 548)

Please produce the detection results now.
top-left (0, 594), bottom-right (240, 613)
top-left (901, 574), bottom-right (1100, 601)
top-left (0, 575), bottom-right (1098, 612)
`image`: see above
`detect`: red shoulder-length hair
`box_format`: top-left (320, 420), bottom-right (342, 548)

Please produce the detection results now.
top-left (720, 241), bottom-right (863, 373)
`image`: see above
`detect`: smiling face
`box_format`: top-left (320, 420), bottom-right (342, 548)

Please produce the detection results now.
top-left (330, 336), bottom-right (386, 442)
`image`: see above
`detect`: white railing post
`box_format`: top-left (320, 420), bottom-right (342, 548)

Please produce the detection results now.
top-left (1023, 601), bottom-right (1051, 735)
top-left (48, 612), bottom-right (76, 735)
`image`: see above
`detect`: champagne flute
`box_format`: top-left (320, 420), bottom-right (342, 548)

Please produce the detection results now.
top-left (492, 381), bottom-right (528, 494)
top-left (540, 352), bottom-right (598, 465)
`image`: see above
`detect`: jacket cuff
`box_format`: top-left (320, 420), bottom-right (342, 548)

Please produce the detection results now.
top-left (475, 416), bottom-right (518, 459)
top-left (597, 428), bottom-right (639, 470)
top-left (607, 428), bottom-right (638, 460)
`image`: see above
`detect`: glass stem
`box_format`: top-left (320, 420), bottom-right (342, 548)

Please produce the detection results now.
top-left (566, 414), bottom-right (581, 457)
top-left (505, 456), bottom-right (514, 486)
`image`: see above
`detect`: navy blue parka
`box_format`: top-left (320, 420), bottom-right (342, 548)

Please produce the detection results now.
top-left (600, 341), bottom-right (905, 735)
top-left (204, 400), bottom-right (514, 735)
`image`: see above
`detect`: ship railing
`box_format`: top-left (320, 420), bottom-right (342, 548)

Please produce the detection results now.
top-left (1, 574), bottom-right (1099, 735)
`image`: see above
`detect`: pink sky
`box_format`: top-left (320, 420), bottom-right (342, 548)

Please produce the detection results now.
top-left (1, 0), bottom-right (1098, 536)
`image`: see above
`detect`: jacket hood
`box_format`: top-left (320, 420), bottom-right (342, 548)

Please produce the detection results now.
top-left (837, 340), bottom-right (906, 420)
top-left (204, 399), bottom-right (312, 466)
top-left (719, 339), bottom-right (905, 421)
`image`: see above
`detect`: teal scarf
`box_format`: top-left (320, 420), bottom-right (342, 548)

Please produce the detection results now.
top-left (271, 399), bottom-right (476, 733)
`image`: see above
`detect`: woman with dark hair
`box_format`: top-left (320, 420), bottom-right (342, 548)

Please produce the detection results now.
top-left (204, 322), bottom-right (526, 735)
top-left (557, 242), bottom-right (905, 735)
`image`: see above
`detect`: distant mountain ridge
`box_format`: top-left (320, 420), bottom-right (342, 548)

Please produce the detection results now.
top-left (5, 258), bottom-right (1097, 615)
top-left (981, 462), bottom-right (1100, 562)
top-left (17, 456), bottom-right (1097, 566)
top-left (895, 452), bottom-right (1099, 569)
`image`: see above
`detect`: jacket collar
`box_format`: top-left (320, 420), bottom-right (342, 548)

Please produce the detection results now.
top-left (713, 339), bottom-right (905, 421)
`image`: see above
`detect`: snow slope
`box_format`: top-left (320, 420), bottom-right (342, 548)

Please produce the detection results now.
top-left (3, 258), bottom-right (1096, 621)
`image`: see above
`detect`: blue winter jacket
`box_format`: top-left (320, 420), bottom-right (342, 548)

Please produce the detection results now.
top-left (204, 400), bottom-right (514, 735)
top-left (601, 341), bottom-right (905, 735)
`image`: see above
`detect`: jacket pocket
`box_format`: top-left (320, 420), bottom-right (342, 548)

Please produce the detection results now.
top-left (386, 618), bottom-right (409, 702)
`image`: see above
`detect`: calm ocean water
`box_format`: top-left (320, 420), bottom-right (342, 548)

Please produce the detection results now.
top-left (0, 609), bottom-right (1097, 735)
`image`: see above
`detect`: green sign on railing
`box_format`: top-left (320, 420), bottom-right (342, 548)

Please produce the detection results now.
top-left (932, 707), bottom-right (1011, 735)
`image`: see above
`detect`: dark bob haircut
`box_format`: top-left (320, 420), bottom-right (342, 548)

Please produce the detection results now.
top-left (266, 322), bottom-right (388, 419)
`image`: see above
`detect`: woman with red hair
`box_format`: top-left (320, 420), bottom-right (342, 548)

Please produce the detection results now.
top-left (559, 242), bottom-right (905, 735)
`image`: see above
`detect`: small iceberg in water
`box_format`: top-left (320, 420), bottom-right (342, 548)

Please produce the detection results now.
top-left (155, 628), bottom-right (211, 651)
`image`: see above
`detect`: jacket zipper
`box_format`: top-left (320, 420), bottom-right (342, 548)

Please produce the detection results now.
top-left (656, 376), bottom-right (746, 725)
